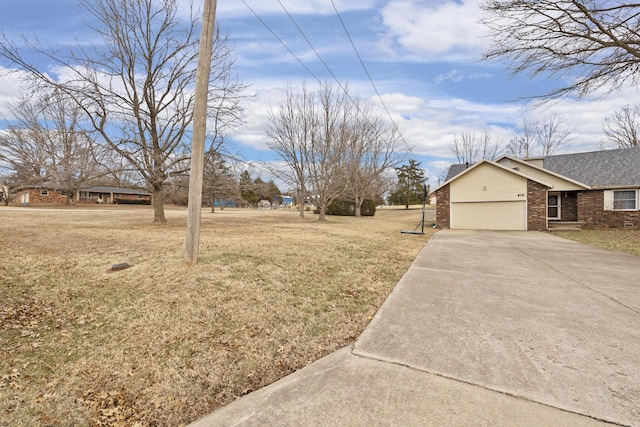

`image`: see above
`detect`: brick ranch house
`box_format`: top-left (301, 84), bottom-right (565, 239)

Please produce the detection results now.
top-left (17, 185), bottom-right (151, 205)
top-left (434, 147), bottom-right (640, 231)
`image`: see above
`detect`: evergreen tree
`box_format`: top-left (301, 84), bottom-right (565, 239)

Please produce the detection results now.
top-left (203, 150), bottom-right (237, 212)
top-left (239, 170), bottom-right (259, 207)
top-left (389, 159), bottom-right (427, 209)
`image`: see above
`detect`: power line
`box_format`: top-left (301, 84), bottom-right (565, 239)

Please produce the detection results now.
top-left (239, 0), bottom-right (323, 84)
top-left (329, 0), bottom-right (413, 155)
top-left (241, 0), bottom-right (415, 161)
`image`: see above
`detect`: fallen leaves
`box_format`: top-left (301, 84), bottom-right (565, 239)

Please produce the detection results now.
top-left (0, 207), bottom-right (431, 426)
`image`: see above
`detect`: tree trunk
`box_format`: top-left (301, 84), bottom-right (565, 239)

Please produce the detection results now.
top-left (354, 195), bottom-right (362, 217)
top-left (153, 184), bottom-right (166, 223)
top-left (318, 205), bottom-right (327, 221)
top-left (297, 190), bottom-right (305, 218)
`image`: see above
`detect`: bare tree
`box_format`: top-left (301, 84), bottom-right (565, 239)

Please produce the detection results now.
top-left (266, 82), bottom-right (394, 220)
top-left (265, 82), bottom-right (314, 218)
top-left (505, 118), bottom-right (537, 158)
top-left (450, 130), bottom-right (503, 164)
top-left (305, 83), bottom-right (352, 220)
top-left (343, 102), bottom-right (403, 217)
top-left (0, 0), bottom-right (244, 222)
top-left (0, 91), bottom-right (99, 202)
top-left (602, 104), bottom-right (640, 148)
top-left (481, 1), bottom-right (640, 99)
top-left (536, 114), bottom-right (575, 155)
top-left (506, 114), bottom-right (575, 158)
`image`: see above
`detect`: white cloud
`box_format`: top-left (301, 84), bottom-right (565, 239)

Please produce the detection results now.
top-left (379, 0), bottom-right (488, 62)
top-left (433, 70), bottom-right (492, 84)
top-left (218, 0), bottom-right (379, 18)
top-left (0, 68), bottom-right (31, 119)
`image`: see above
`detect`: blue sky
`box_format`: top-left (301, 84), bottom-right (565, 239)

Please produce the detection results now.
top-left (1, 0), bottom-right (639, 186)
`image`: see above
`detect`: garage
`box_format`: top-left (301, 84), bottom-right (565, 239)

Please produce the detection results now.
top-left (450, 200), bottom-right (527, 230)
top-left (434, 160), bottom-right (552, 231)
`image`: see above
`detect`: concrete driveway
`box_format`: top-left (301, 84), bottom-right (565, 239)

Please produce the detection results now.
top-left (191, 230), bottom-right (639, 426)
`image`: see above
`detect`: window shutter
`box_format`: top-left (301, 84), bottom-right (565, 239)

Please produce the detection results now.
top-left (603, 190), bottom-right (614, 211)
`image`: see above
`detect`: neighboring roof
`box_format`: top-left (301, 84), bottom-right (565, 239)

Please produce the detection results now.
top-left (81, 186), bottom-right (151, 196)
top-left (496, 155), bottom-right (591, 189)
top-left (543, 147), bottom-right (640, 187)
top-left (443, 147), bottom-right (640, 189)
top-left (433, 159), bottom-right (553, 193)
top-left (445, 163), bottom-right (471, 181)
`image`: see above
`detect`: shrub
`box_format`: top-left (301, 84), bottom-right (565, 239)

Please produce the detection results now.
top-left (115, 198), bottom-right (152, 205)
top-left (315, 199), bottom-right (378, 216)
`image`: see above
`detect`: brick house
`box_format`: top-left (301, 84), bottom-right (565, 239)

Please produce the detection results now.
top-left (434, 147), bottom-right (640, 230)
top-left (76, 186), bottom-right (151, 204)
top-left (16, 185), bottom-right (151, 205)
top-left (17, 188), bottom-right (68, 205)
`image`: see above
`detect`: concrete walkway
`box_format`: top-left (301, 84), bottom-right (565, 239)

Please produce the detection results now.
top-left (191, 230), bottom-right (640, 427)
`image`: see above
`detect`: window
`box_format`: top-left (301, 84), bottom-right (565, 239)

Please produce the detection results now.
top-left (114, 193), bottom-right (121, 198)
top-left (40, 189), bottom-right (49, 196)
top-left (613, 190), bottom-right (637, 210)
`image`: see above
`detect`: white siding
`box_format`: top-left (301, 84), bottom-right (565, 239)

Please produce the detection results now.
top-left (603, 190), bottom-right (614, 211)
top-left (450, 163), bottom-right (527, 203)
top-left (451, 201), bottom-right (527, 230)
top-left (507, 162), bottom-right (584, 191)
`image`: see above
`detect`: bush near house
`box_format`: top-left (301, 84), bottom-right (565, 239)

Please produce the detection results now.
top-left (316, 199), bottom-right (379, 216)
top-left (115, 198), bottom-right (152, 205)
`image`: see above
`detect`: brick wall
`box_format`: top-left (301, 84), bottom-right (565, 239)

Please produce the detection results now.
top-left (527, 180), bottom-right (547, 231)
top-left (578, 190), bottom-right (640, 228)
top-left (435, 184), bottom-right (450, 229)
top-left (21, 189), bottom-right (68, 204)
top-left (560, 192), bottom-right (578, 221)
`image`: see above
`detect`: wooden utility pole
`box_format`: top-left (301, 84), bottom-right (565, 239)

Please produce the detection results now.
top-left (185, 0), bottom-right (217, 264)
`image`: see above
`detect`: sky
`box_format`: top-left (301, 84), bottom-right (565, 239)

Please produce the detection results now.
top-left (1, 0), bottom-right (640, 187)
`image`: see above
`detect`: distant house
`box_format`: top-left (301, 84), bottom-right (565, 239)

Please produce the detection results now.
top-left (77, 186), bottom-right (151, 204)
top-left (17, 188), bottom-right (68, 205)
top-left (273, 195), bottom-right (294, 207)
top-left (257, 199), bottom-right (272, 209)
top-left (434, 147), bottom-right (640, 230)
top-left (16, 185), bottom-right (151, 205)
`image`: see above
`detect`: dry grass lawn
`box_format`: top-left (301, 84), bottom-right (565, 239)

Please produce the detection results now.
top-left (554, 228), bottom-right (640, 257)
top-left (0, 205), bottom-right (432, 426)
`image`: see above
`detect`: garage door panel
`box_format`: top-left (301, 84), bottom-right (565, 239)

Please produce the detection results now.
top-left (451, 201), bottom-right (526, 230)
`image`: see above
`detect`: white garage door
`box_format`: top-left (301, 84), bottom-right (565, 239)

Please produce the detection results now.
top-left (451, 201), bottom-right (527, 230)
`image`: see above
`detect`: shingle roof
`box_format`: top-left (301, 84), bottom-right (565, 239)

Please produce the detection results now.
top-left (543, 147), bottom-right (640, 187)
top-left (445, 163), bottom-right (471, 181)
top-left (443, 147), bottom-right (640, 188)
top-left (81, 186), bottom-right (151, 196)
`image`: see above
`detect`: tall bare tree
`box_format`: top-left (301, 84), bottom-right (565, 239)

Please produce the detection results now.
top-left (450, 130), bottom-right (503, 164)
top-left (0, 0), bottom-right (244, 222)
top-left (343, 102), bottom-right (403, 217)
top-left (307, 83), bottom-right (355, 220)
top-left (602, 104), bottom-right (640, 148)
top-left (0, 91), bottom-right (99, 202)
top-left (266, 82), bottom-right (397, 220)
top-left (481, 1), bottom-right (640, 99)
top-left (265, 82), bottom-right (313, 218)
top-left (506, 114), bottom-right (575, 158)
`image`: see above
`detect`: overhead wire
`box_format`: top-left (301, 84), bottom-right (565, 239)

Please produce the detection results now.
top-left (329, 0), bottom-right (414, 155)
top-left (240, 0), bottom-right (414, 159)
top-left (239, 0), bottom-right (324, 85)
